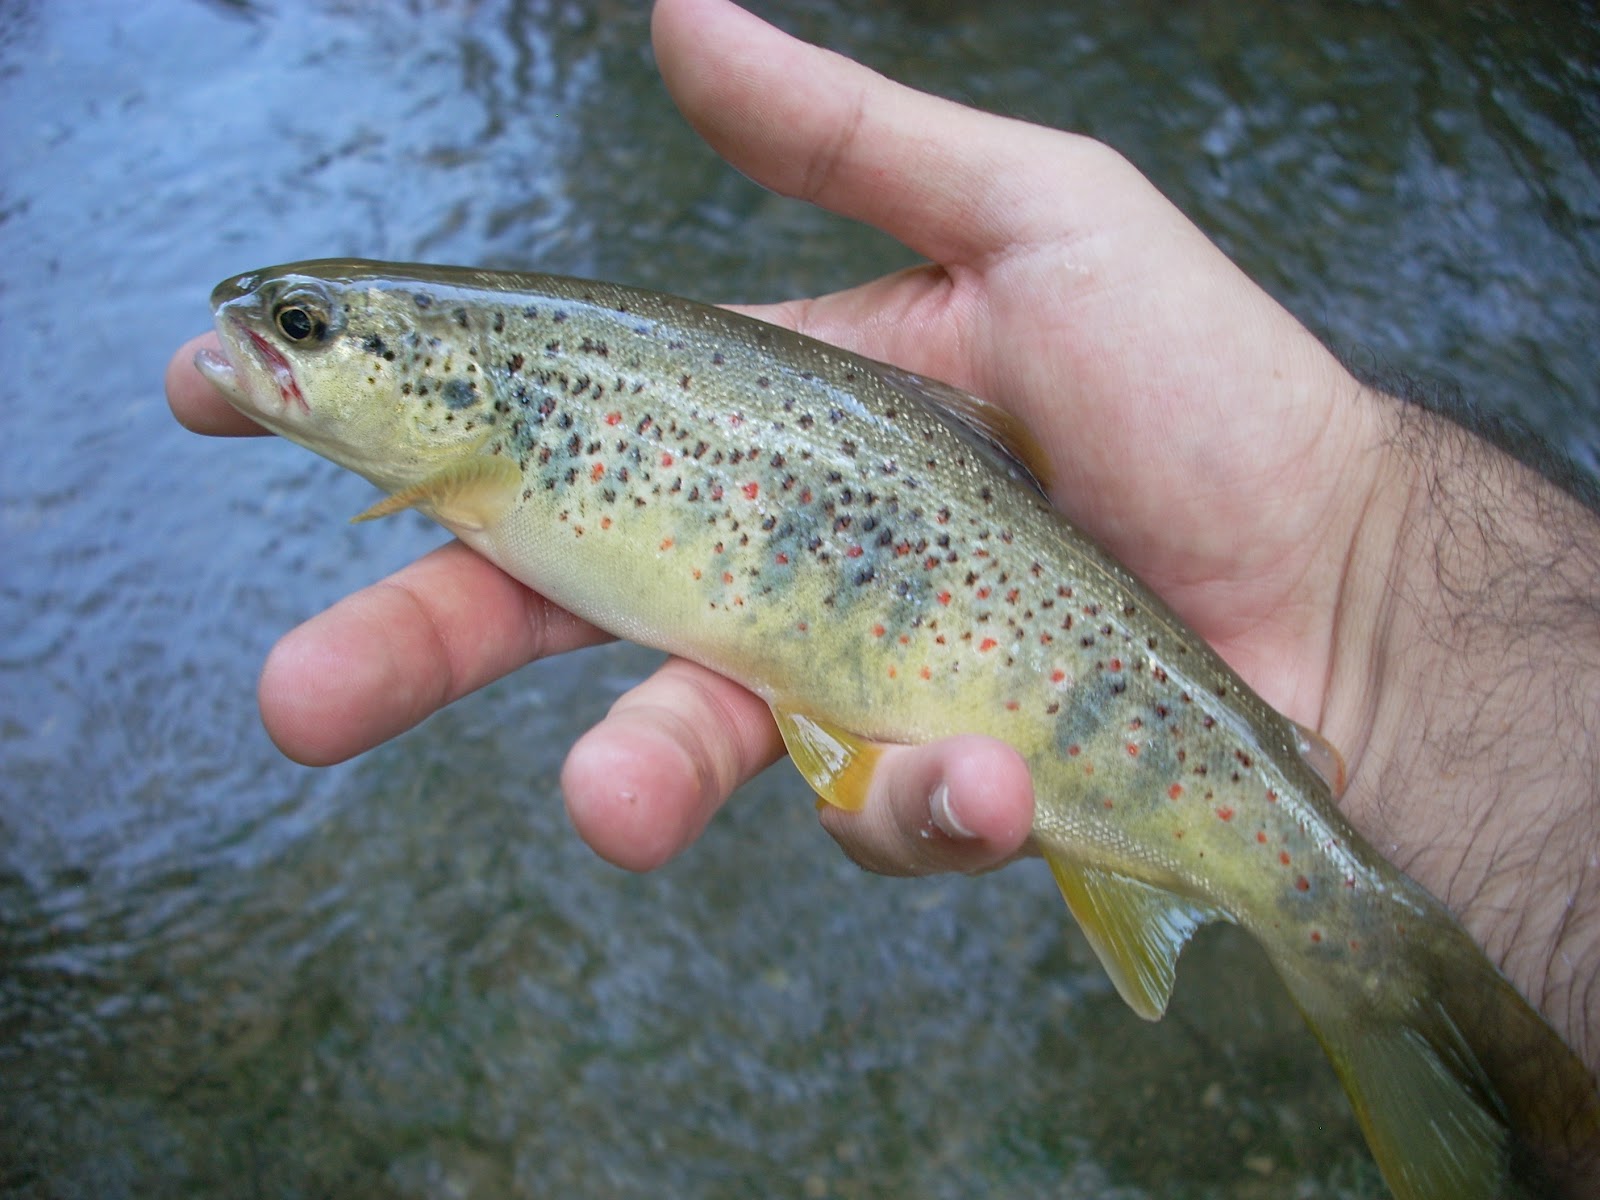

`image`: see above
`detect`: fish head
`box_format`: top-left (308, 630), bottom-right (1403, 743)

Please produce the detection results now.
top-left (195, 260), bottom-right (495, 491)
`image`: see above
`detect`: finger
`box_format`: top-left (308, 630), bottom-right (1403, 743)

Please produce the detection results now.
top-left (817, 735), bottom-right (1035, 877)
top-left (167, 332), bottom-right (270, 437)
top-left (561, 657), bottom-right (784, 871)
top-left (259, 540), bottom-right (609, 765)
top-left (652, 0), bottom-right (1139, 267)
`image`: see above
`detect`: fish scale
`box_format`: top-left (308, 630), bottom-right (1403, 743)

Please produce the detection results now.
top-left (196, 259), bottom-right (1600, 1200)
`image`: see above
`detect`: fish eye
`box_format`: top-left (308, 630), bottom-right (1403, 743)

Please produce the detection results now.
top-left (268, 280), bottom-right (341, 346)
top-left (275, 303), bottom-right (325, 343)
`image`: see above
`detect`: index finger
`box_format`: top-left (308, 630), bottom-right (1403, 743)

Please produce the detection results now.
top-left (651, 0), bottom-right (1136, 268)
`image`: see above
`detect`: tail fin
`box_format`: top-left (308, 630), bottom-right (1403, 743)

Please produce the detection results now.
top-left (1275, 929), bottom-right (1600, 1200)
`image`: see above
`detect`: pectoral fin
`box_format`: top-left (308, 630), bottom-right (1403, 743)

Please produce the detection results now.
top-left (772, 708), bottom-right (887, 812)
top-left (1043, 849), bottom-right (1230, 1020)
top-left (352, 456), bottom-right (522, 532)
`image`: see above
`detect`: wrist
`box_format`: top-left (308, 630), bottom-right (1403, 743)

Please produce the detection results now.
top-left (1328, 391), bottom-right (1600, 1070)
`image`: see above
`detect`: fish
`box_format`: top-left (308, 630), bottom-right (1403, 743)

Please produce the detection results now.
top-left (195, 259), bottom-right (1599, 1199)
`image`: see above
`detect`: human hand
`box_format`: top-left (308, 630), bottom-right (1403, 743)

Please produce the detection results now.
top-left (167, 0), bottom-right (1390, 883)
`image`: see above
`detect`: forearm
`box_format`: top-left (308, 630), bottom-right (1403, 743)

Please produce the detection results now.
top-left (1331, 388), bottom-right (1600, 1071)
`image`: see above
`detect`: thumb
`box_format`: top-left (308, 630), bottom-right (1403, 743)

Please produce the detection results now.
top-left (817, 734), bottom-right (1035, 877)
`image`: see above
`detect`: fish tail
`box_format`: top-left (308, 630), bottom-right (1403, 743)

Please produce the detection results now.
top-left (1274, 923), bottom-right (1600, 1200)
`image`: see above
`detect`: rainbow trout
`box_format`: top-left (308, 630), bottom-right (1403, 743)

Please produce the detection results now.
top-left (196, 260), bottom-right (1597, 1199)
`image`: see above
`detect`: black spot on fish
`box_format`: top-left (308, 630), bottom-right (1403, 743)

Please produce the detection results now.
top-left (414, 293), bottom-right (433, 310)
top-left (442, 378), bottom-right (477, 409)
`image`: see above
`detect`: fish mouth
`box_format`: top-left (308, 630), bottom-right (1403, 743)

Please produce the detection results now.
top-left (243, 328), bottom-right (310, 413)
top-left (195, 319), bottom-right (310, 417)
top-left (193, 346), bottom-right (243, 402)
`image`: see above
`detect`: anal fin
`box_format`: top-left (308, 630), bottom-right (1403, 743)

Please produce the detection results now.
top-left (1043, 848), bottom-right (1229, 1020)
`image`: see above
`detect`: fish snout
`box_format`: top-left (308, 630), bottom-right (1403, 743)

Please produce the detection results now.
top-left (209, 271), bottom-right (263, 311)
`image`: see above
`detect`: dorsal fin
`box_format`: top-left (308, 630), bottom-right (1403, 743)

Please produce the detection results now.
top-left (881, 367), bottom-right (1055, 496)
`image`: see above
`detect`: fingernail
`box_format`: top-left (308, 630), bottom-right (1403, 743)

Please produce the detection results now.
top-left (929, 782), bottom-right (976, 839)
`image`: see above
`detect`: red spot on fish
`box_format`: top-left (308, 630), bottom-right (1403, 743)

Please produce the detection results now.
top-left (1051, 669), bottom-right (1066, 683)
top-left (1006, 589), bottom-right (1020, 603)
top-left (1215, 806), bottom-right (1234, 821)
top-left (775, 552), bottom-right (788, 565)
top-left (600, 517), bottom-right (612, 530)
top-left (924, 557), bottom-right (940, 570)
top-left (604, 411), bottom-right (622, 425)
top-left (1005, 700), bottom-right (1019, 711)
top-left (937, 591), bottom-right (952, 606)
top-left (722, 572), bottom-right (733, 585)
top-left (1125, 743), bottom-right (1139, 757)
top-left (1295, 876), bottom-right (1310, 892)
top-left (847, 545), bottom-right (863, 558)
top-left (898, 634), bottom-right (910, 645)
top-left (1169, 784), bottom-right (1184, 800)
top-left (1103, 799), bottom-right (1115, 809)
top-left (1109, 658), bottom-right (1123, 672)
top-left (895, 542), bottom-right (912, 557)
top-left (797, 621), bottom-right (809, 633)
top-left (692, 568), bottom-right (702, 580)
top-left (660, 452), bottom-right (675, 467)
top-left (976, 586), bottom-right (991, 600)
top-left (888, 666), bottom-right (898, 679)
top-left (979, 638), bottom-right (998, 652)
top-left (800, 488), bottom-right (813, 503)
top-left (1256, 831), bottom-right (1268, 844)
top-left (742, 482), bottom-right (759, 500)
top-left (872, 624), bottom-right (886, 638)
top-left (1266, 789), bottom-right (1279, 803)
top-left (659, 537), bottom-right (674, 551)
top-left (710, 484), bottom-right (723, 501)
top-left (1067, 744), bottom-right (1081, 757)
top-left (1279, 851), bottom-right (1292, 866)
top-left (590, 463), bottom-right (605, 482)
top-left (1310, 930), bottom-right (1323, 943)
top-left (918, 666), bottom-right (931, 681)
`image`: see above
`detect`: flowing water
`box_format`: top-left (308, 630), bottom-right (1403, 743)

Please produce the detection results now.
top-left (3, 1), bottom-right (1597, 1196)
